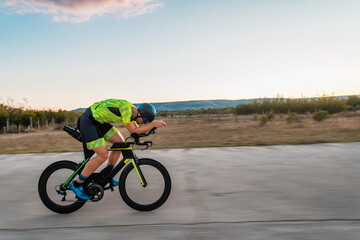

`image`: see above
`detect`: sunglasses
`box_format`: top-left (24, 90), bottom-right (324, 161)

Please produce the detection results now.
top-left (142, 117), bottom-right (150, 124)
top-left (135, 113), bottom-right (150, 124)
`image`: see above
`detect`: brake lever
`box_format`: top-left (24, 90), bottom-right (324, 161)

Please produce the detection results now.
top-left (140, 141), bottom-right (153, 151)
top-left (149, 127), bottom-right (157, 135)
top-left (141, 145), bottom-right (149, 151)
top-left (129, 128), bottom-right (157, 145)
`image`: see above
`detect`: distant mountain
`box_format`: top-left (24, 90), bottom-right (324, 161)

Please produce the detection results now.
top-left (72, 95), bottom-right (359, 112)
top-left (150, 99), bottom-right (253, 111)
top-left (73, 99), bottom-right (252, 112)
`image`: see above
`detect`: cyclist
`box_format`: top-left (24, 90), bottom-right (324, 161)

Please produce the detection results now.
top-left (69, 99), bottom-right (166, 200)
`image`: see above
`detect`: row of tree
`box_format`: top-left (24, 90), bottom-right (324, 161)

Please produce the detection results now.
top-left (235, 95), bottom-right (360, 115)
top-left (0, 104), bottom-right (80, 131)
top-left (1, 95), bottom-right (359, 131)
top-left (158, 95), bottom-right (360, 116)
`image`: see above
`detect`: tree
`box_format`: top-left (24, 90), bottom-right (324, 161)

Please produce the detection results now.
top-left (0, 105), bottom-right (10, 127)
top-left (8, 107), bottom-right (22, 128)
top-left (346, 95), bottom-right (360, 110)
top-left (20, 111), bottom-right (36, 127)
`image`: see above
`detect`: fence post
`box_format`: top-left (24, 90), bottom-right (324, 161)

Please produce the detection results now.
top-left (30, 117), bottom-right (33, 129)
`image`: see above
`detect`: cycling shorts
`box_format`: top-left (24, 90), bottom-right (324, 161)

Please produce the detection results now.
top-left (77, 108), bottom-right (118, 149)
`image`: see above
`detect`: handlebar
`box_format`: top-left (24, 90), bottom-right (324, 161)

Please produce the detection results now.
top-left (126, 127), bottom-right (157, 150)
top-left (130, 127), bottom-right (157, 141)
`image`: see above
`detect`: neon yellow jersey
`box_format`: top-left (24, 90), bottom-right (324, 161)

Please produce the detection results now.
top-left (90, 99), bottom-right (136, 125)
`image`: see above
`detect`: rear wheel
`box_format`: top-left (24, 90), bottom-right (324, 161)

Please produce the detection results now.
top-left (38, 161), bottom-right (86, 214)
top-left (119, 158), bottom-right (171, 211)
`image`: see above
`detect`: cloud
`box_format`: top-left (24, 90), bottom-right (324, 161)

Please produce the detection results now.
top-left (3, 0), bottom-right (164, 22)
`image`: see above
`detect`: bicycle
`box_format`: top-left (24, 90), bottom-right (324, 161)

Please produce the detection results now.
top-left (38, 126), bottom-right (171, 214)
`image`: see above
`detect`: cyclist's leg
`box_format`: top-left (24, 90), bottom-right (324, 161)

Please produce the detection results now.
top-left (107, 131), bottom-right (125, 166)
top-left (78, 145), bottom-right (109, 182)
top-left (71, 109), bottom-right (110, 199)
top-left (100, 125), bottom-right (125, 186)
top-left (76, 110), bottom-right (110, 183)
top-left (98, 123), bottom-right (125, 166)
top-left (69, 145), bottom-right (108, 200)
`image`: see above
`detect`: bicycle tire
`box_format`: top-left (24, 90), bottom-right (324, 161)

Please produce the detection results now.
top-left (38, 160), bottom-right (86, 214)
top-left (119, 158), bottom-right (171, 211)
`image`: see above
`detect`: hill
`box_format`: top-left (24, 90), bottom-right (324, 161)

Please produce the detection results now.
top-left (73, 95), bottom-right (360, 112)
top-left (150, 99), bottom-right (252, 111)
top-left (73, 99), bottom-right (252, 112)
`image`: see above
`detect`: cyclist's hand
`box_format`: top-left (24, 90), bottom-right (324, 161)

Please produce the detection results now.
top-left (152, 120), bottom-right (166, 128)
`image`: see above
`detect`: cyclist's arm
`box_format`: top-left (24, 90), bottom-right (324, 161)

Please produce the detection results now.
top-left (125, 121), bottom-right (166, 134)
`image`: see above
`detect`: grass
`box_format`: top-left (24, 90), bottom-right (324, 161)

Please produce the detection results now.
top-left (0, 112), bottom-right (360, 154)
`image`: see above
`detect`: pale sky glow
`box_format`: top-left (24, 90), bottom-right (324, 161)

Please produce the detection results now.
top-left (0, 0), bottom-right (359, 110)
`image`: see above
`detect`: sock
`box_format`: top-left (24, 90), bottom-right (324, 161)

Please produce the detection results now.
top-left (74, 173), bottom-right (88, 187)
top-left (74, 181), bottom-right (82, 187)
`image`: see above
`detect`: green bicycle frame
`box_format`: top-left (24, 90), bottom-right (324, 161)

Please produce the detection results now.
top-left (60, 158), bottom-right (91, 191)
top-left (124, 158), bottom-right (147, 187)
top-left (60, 143), bottom-right (147, 191)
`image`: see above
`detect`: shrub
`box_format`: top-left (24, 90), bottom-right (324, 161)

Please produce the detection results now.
top-left (54, 110), bottom-right (67, 124)
top-left (267, 111), bottom-right (275, 120)
top-left (313, 110), bottom-right (329, 121)
top-left (235, 95), bottom-right (347, 115)
top-left (258, 111), bottom-right (276, 125)
top-left (346, 95), bottom-right (360, 110)
top-left (259, 115), bottom-right (269, 125)
top-left (286, 112), bottom-right (300, 123)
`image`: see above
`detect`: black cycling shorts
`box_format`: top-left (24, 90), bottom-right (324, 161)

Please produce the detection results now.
top-left (77, 108), bottom-right (118, 149)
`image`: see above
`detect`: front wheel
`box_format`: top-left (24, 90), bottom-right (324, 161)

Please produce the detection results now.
top-left (119, 158), bottom-right (171, 211)
top-left (38, 161), bottom-right (86, 214)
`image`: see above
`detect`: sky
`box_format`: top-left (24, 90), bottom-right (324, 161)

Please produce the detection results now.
top-left (0, 0), bottom-right (359, 110)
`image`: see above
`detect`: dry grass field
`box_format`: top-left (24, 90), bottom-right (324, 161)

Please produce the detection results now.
top-left (0, 112), bottom-right (359, 154)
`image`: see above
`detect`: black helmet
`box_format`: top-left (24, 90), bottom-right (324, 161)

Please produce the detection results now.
top-left (138, 103), bottom-right (156, 123)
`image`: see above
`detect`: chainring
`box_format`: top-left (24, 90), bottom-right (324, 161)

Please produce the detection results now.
top-left (86, 183), bottom-right (104, 202)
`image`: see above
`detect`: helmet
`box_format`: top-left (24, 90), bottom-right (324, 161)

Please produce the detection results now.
top-left (138, 103), bottom-right (156, 123)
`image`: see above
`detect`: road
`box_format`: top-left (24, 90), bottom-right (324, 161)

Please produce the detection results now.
top-left (1, 143), bottom-right (360, 239)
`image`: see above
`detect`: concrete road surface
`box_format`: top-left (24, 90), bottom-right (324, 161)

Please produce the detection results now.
top-left (1, 143), bottom-right (360, 239)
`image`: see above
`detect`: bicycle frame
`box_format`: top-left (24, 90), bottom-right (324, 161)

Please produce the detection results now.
top-left (60, 142), bottom-right (147, 191)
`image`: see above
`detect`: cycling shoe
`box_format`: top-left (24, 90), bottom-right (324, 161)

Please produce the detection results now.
top-left (110, 178), bottom-right (119, 187)
top-left (69, 182), bottom-right (90, 201)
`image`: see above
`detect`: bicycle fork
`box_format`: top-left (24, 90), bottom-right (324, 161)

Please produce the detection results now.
top-left (125, 158), bottom-right (147, 187)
